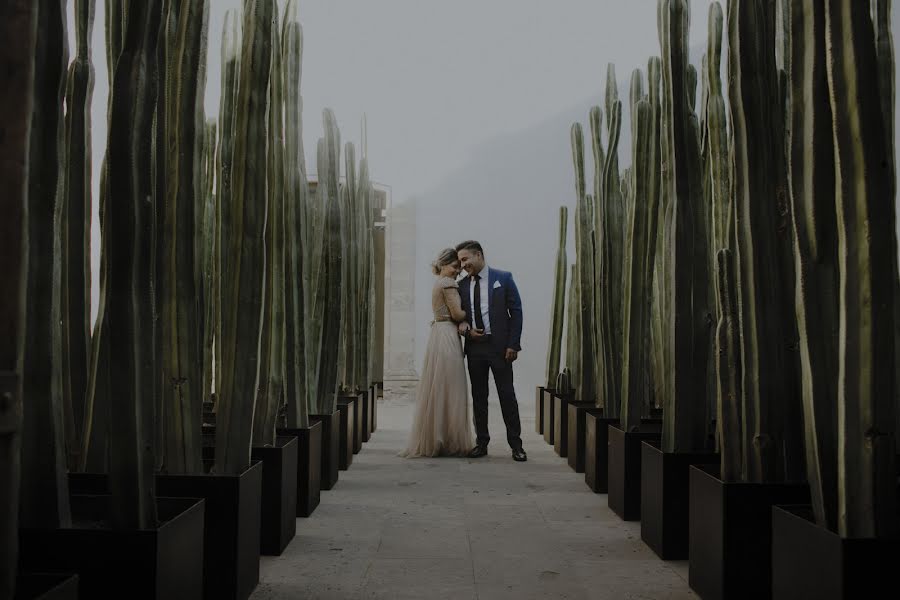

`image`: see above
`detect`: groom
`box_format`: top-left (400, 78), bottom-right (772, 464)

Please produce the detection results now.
top-left (456, 241), bottom-right (527, 462)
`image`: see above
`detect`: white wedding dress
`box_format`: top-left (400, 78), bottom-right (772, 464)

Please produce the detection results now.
top-left (400, 276), bottom-right (474, 457)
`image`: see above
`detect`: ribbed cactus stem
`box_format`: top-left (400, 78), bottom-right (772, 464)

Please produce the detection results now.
top-left (714, 249), bottom-right (742, 481)
top-left (826, 0), bottom-right (898, 538)
top-left (546, 206), bottom-right (568, 388)
top-left (59, 0), bottom-right (95, 472)
top-left (565, 263), bottom-right (581, 388)
top-left (105, 0), bottom-right (163, 529)
top-left (571, 123), bottom-right (596, 405)
top-left (215, 0), bottom-right (273, 474)
top-left (282, 3), bottom-right (308, 427)
top-left (20, 0), bottom-right (71, 530)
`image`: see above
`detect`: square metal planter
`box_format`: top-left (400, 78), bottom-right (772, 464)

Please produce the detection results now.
top-left (13, 573), bottom-right (79, 600)
top-left (336, 397), bottom-right (356, 470)
top-left (535, 386), bottom-right (546, 435)
top-left (360, 389), bottom-right (372, 443)
top-left (277, 422), bottom-right (322, 517)
top-left (308, 412), bottom-right (339, 490)
top-left (772, 505), bottom-right (900, 600)
top-left (607, 423), bottom-right (661, 521)
top-left (250, 437), bottom-right (299, 555)
top-left (640, 440), bottom-right (718, 559)
top-left (566, 401), bottom-right (597, 473)
top-left (584, 412), bottom-right (619, 493)
top-left (688, 464), bottom-right (809, 600)
top-left (19, 496), bottom-right (204, 600)
top-left (552, 391), bottom-right (575, 457)
top-left (542, 389), bottom-right (556, 445)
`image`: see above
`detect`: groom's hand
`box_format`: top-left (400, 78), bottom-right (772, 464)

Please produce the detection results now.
top-left (458, 322), bottom-right (470, 337)
top-left (505, 348), bottom-right (518, 362)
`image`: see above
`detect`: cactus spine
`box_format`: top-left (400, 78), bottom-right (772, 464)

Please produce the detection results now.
top-left (215, 0), bottom-right (274, 474)
top-left (546, 207), bottom-right (568, 388)
top-left (825, 0), bottom-right (898, 538)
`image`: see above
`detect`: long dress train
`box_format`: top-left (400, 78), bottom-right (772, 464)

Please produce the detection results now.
top-left (400, 276), bottom-right (474, 457)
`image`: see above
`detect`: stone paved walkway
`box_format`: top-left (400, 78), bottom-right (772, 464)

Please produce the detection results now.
top-left (252, 396), bottom-right (696, 599)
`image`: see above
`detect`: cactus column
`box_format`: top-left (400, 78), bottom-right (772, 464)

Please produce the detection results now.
top-left (545, 206), bottom-right (568, 389)
top-left (215, 0), bottom-right (274, 474)
top-left (570, 123), bottom-right (596, 405)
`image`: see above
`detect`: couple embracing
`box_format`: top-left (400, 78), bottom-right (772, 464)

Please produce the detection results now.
top-left (401, 241), bottom-right (527, 462)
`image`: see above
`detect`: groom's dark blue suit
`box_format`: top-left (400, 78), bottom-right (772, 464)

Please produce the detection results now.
top-left (459, 267), bottom-right (524, 451)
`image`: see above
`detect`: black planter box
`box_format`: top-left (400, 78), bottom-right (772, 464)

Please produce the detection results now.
top-left (553, 392), bottom-right (575, 457)
top-left (336, 397), bottom-right (356, 470)
top-left (157, 461), bottom-right (263, 600)
top-left (535, 386), bottom-right (546, 435)
top-left (371, 384), bottom-right (379, 432)
top-left (368, 385), bottom-right (377, 436)
top-left (14, 573), bottom-right (79, 600)
top-left (772, 505), bottom-right (900, 600)
top-left (309, 412), bottom-right (340, 490)
top-left (566, 401), bottom-right (596, 473)
top-left (250, 437), bottom-right (298, 555)
top-left (19, 495), bottom-right (204, 600)
top-left (584, 412), bottom-right (619, 493)
top-left (607, 424), bottom-right (661, 521)
top-left (688, 464), bottom-right (809, 600)
top-left (277, 423), bottom-right (322, 517)
top-left (542, 389), bottom-right (555, 445)
top-left (359, 390), bottom-right (372, 443)
top-left (640, 440), bottom-right (718, 559)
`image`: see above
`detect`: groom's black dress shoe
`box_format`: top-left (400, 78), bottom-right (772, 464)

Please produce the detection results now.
top-left (512, 448), bottom-right (527, 462)
top-left (468, 445), bottom-right (488, 458)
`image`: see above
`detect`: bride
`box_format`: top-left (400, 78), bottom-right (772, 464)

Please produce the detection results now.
top-left (400, 248), bottom-right (474, 457)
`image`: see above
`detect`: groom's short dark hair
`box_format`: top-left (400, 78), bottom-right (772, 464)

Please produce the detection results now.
top-left (456, 240), bottom-right (483, 255)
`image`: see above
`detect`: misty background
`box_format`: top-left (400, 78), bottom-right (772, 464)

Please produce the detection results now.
top-left (70, 2), bottom-right (900, 402)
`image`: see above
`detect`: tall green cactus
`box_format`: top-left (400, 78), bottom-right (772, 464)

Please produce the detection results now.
top-left (105, 0), bottom-right (163, 529)
top-left (254, 6), bottom-right (286, 447)
top-left (19, 0), bottom-right (71, 530)
top-left (825, 0), bottom-right (898, 538)
top-left (570, 123), bottom-right (596, 404)
top-left (315, 110), bottom-right (345, 414)
top-left (200, 120), bottom-right (217, 414)
top-left (0, 4), bottom-right (37, 595)
top-left (565, 263), bottom-right (581, 388)
top-left (714, 249), bottom-right (742, 481)
top-left (215, 0), bottom-right (274, 474)
top-left (282, 1), bottom-right (309, 428)
top-left (546, 206), bottom-right (568, 388)
top-left (728, 0), bottom-right (801, 481)
top-left (158, 0), bottom-right (208, 475)
top-left (60, 0), bottom-right (95, 471)
top-left (620, 68), bottom-right (660, 432)
top-left (786, 0), bottom-right (840, 533)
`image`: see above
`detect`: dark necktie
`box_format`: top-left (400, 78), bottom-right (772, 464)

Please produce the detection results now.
top-left (473, 274), bottom-right (485, 331)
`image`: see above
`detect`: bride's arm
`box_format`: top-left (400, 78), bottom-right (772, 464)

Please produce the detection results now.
top-left (442, 285), bottom-right (467, 323)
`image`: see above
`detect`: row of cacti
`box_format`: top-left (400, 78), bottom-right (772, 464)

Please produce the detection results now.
top-left (556, 0), bottom-right (897, 538)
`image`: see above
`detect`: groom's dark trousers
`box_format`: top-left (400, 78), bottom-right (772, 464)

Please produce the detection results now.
top-left (466, 340), bottom-right (523, 451)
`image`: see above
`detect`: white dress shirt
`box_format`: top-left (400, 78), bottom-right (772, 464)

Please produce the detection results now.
top-left (469, 265), bottom-right (492, 335)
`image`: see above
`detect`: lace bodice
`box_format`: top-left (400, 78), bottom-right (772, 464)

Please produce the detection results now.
top-left (432, 277), bottom-right (466, 322)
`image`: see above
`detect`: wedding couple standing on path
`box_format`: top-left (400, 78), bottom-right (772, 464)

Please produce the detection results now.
top-left (401, 240), bottom-right (527, 462)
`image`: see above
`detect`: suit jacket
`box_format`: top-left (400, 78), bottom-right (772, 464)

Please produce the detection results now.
top-left (459, 267), bottom-right (523, 354)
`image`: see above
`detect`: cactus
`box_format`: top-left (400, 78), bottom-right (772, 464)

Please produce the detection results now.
top-left (565, 263), bottom-right (581, 388)
top-left (714, 249), bottom-right (742, 481)
top-left (253, 6), bottom-right (287, 448)
top-left (282, 1), bottom-right (309, 428)
top-left (556, 368), bottom-right (573, 396)
top-left (546, 206), bottom-right (568, 388)
top-left (215, 0), bottom-right (274, 474)
top-left (59, 0), bottom-right (95, 471)
top-left (315, 110), bottom-right (346, 414)
top-left (19, 0), bottom-right (71, 530)
top-left (104, 0), bottom-right (164, 528)
top-left (728, 0), bottom-right (802, 481)
top-left (620, 67), bottom-right (660, 432)
top-left (0, 3), bottom-right (38, 595)
top-left (199, 120), bottom-right (217, 416)
top-left (825, 0), bottom-right (898, 538)
top-left (570, 123), bottom-right (596, 405)
top-left (158, 0), bottom-right (208, 475)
